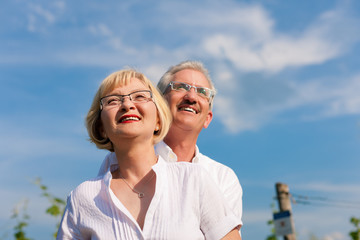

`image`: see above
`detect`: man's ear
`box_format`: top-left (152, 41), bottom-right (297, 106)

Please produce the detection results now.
top-left (203, 110), bottom-right (213, 129)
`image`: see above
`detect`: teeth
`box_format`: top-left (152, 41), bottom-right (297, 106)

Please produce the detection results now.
top-left (120, 117), bottom-right (140, 122)
top-left (180, 107), bottom-right (196, 113)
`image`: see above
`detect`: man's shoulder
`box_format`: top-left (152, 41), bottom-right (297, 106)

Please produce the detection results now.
top-left (197, 151), bottom-right (241, 185)
top-left (197, 152), bottom-right (235, 173)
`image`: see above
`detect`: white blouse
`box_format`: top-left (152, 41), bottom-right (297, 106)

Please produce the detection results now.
top-left (57, 156), bottom-right (240, 240)
top-left (98, 141), bottom-right (243, 228)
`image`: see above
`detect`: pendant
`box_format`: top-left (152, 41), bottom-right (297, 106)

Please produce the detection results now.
top-left (138, 193), bottom-right (144, 198)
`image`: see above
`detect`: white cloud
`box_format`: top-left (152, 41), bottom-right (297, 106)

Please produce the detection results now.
top-left (53, 1), bottom-right (66, 11)
top-left (203, 3), bottom-right (360, 73)
top-left (27, 3), bottom-right (61, 32)
top-left (143, 64), bottom-right (168, 84)
top-left (88, 23), bottom-right (113, 37)
top-left (213, 71), bottom-right (360, 133)
top-left (215, 95), bottom-right (262, 132)
top-left (32, 4), bottom-right (55, 23)
top-left (319, 76), bottom-right (360, 117)
top-left (3, 0), bottom-right (360, 134)
top-left (183, 4), bottom-right (274, 39)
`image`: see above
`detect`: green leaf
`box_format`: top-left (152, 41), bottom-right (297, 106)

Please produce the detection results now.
top-left (46, 205), bottom-right (60, 216)
top-left (54, 197), bottom-right (66, 205)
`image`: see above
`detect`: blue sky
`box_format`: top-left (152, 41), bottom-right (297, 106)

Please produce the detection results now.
top-left (1, 0), bottom-right (360, 239)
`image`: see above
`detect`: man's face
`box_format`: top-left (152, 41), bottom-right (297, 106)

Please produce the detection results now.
top-left (164, 69), bottom-right (213, 133)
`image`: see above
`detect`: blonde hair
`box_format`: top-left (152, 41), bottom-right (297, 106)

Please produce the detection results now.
top-left (86, 69), bottom-right (172, 151)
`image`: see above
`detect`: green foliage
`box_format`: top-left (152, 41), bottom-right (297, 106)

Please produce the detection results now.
top-left (350, 217), bottom-right (360, 240)
top-left (266, 202), bottom-right (278, 240)
top-left (11, 199), bottom-right (32, 240)
top-left (2, 178), bottom-right (66, 240)
top-left (33, 178), bottom-right (66, 239)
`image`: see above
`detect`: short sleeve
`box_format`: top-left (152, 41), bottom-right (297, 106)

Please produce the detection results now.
top-left (198, 167), bottom-right (240, 240)
top-left (57, 193), bottom-right (82, 240)
top-left (222, 168), bottom-right (243, 226)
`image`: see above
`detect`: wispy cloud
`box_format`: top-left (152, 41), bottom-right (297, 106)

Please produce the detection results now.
top-left (27, 2), bottom-right (65, 32)
top-left (215, 72), bottom-right (360, 133)
top-left (88, 23), bottom-right (112, 37)
top-left (203, 2), bottom-right (360, 73)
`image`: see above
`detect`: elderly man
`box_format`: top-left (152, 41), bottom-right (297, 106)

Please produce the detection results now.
top-left (98, 60), bottom-right (243, 235)
top-left (157, 61), bottom-right (243, 230)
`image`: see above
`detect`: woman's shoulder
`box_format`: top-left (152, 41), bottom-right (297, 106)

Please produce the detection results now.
top-left (70, 176), bottom-right (104, 200)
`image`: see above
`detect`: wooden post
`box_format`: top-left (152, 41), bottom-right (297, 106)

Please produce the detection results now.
top-left (275, 182), bottom-right (296, 240)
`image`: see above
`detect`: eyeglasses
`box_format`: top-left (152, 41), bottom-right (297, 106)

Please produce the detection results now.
top-left (100, 90), bottom-right (153, 110)
top-left (168, 81), bottom-right (214, 100)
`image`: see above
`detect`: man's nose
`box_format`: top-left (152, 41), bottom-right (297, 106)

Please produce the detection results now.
top-left (184, 87), bottom-right (198, 101)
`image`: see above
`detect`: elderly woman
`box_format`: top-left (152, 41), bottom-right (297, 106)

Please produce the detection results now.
top-left (57, 69), bottom-right (240, 240)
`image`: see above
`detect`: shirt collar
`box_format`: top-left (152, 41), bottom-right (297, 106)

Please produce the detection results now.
top-left (103, 154), bottom-right (166, 186)
top-left (155, 141), bottom-right (200, 163)
top-left (105, 152), bottom-right (166, 173)
top-left (108, 152), bottom-right (119, 172)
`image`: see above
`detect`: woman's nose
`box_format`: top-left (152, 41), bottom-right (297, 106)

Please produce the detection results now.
top-left (120, 96), bottom-right (136, 110)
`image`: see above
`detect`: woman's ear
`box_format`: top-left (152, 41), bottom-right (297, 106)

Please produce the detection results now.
top-left (154, 115), bottom-right (160, 134)
top-left (98, 122), bottom-right (107, 139)
top-left (154, 123), bottom-right (160, 134)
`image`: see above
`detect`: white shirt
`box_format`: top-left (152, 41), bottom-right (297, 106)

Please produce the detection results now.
top-left (57, 156), bottom-right (240, 240)
top-left (98, 141), bottom-right (243, 226)
top-left (155, 141), bottom-right (243, 226)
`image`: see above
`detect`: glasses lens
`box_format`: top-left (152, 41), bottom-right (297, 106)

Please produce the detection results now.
top-left (102, 96), bottom-right (121, 107)
top-left (130, 91), bottom-right (152, 103)
top-left (170, 81), bottom-right (213, 99)
top-left (196, 87), bottom-right (211, 98)
top-left (172, 82), bottom-right (190, 91)
top-left (100, 90), bottom-right (152, 109)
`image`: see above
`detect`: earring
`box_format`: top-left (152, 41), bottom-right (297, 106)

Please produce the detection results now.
top-left (154, 125), bottom-right (160, 134)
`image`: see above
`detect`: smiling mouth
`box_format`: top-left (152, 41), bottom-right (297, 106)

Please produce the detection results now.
top-left (119, 116), bottom-right (141, 123)
top-left (179, 107), bottom-right (197, 114)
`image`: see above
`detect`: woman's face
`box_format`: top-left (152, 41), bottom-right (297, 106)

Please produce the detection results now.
top-left (100, 78), bottom-right (159, 146)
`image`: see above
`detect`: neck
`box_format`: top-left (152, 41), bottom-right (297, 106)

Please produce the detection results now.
top-left (113, 140), bottom-right (157, 179)
top-left (164, 127), bottom-right (198, 162)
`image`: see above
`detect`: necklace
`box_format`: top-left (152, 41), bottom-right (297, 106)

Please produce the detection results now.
top-left (119, 171), bottom-right (155, 198)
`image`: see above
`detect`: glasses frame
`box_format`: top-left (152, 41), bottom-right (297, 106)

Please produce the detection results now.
top-left (100, 90), bottom-right (153, 110)
top-left (168, 81), bottom-right (215, 100)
